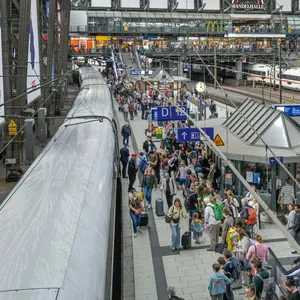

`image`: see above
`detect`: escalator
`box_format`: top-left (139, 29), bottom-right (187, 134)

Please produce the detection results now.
top-left (134, 48), bottom-right (142, 69)
top-left (267, 248), bottom-right (300, 297)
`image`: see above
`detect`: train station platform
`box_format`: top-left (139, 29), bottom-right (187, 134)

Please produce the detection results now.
top-left (115, 101), bottom-right (298, 300)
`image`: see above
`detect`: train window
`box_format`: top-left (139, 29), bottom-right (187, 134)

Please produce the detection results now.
top-left (288, 81), bottom-right (292, 85)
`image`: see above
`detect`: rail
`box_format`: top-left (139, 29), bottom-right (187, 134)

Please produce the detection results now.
top-left (134, 49), bottom-right (142, 69)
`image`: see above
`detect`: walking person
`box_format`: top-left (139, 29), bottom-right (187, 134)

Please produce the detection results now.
top-left (142, 167), bottom-right (157, 208)
top-left (167, 198), bottom-right (188, 251)
top-left (191, 212), bottom-right (203, 244)
top-left (161, 173), bottom-right (176, 208)
top-left (129, 190), bottom-right (143, 238)
top-left (120, 144), bottom-right (130, 178)
top-left (129, 101), bottom-right (134, 120)
top-left (122, 102), bottom-right (129, 121)
top-left (121, 122), bottom-right (131, 145)
top-left (128, 153), bottom-right (138, 192)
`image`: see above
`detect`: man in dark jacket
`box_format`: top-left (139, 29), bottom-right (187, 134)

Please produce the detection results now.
top-left (128, 153), bottom-right (138, 192)
top-left (253, 260), bottom-right (270, 299)
top-left (142, 137), bottom-right (155, 155)
top-left (292, 205), bottom-right (300, 252)
top-left (121, 122), bottom-right (131, 145)
top-left (120, 144), bottom-right (130, 178)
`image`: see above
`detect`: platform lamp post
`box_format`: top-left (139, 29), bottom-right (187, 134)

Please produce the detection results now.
top-left (261, 75), bottom-right (266, 104)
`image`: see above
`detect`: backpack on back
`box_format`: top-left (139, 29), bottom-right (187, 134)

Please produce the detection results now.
top-left (215, 167), bottom-right (221, 178)
top-left (256, 272), bottom-right (276, 299)
top-left (214, 203), bottom-right (225, 221)
top-left (139, 157), bottom-right (148, 173)
top-left (245, 208), bottom-right (257, 225)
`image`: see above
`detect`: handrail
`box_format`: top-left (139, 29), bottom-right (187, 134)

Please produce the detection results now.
top-left (268, 248), bottom-right (300, 276)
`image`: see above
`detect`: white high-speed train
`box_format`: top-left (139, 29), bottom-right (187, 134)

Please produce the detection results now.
top-left (245, 64), bottom-right (300, 91)
top-left (0, 67), bottom-right (120, 300)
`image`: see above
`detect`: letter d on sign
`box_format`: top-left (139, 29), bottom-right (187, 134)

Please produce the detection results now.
top-left (162, 107), bottom-right (169, 117)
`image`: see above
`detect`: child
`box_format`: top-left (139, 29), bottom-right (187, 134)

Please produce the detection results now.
top-left (208, 263), bottom-right (231, 300)
top-left (191, 212), bottom-right (203, 244)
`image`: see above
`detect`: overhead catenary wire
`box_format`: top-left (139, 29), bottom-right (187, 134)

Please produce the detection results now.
top-left (142, 77), bottom-right (300, 253)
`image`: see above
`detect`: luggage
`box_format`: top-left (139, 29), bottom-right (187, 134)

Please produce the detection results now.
top-left (140, 212), bottom-right (149, 227)
top-left (215, 242), bottom-right (228, 254)
top-left (155, 198), bottom-right (164, 217)
top-left (231, 274), bottom-right (242, 290)
top-left (181, 231), bottom-right (191, 249)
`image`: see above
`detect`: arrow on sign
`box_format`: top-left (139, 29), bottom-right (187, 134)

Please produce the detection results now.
top-left (181, 132), bottom-right (188, 140)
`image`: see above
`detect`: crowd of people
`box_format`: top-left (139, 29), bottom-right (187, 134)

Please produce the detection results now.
top-left (108, 60), bottom-right (300, 300)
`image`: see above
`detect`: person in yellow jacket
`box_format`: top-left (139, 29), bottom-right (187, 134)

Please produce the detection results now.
top-left (226, 227), bottom-right (239, 251)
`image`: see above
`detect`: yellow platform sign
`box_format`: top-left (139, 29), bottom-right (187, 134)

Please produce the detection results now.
top-left (8, 120), bottom-right (17, 136)
top-left (214, 134), bottom-right (225, 147)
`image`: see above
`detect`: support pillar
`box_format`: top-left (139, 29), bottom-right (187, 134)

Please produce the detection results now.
top-left (37, 108), bottom-right (47, 146)
top-left (236, 160), bottom-right (244, 196)
top-left (24, 119), bottom-right (35, 165)
top-left (290, 163), bottom-right (297, 193)
top-left (236, 61), bottom-right (243, 84)
top-left (271, 164), bottom-right (277, 212)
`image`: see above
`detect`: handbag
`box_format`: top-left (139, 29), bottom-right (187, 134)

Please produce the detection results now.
top-left (215, 241), bottom-right (228, 254)
top-left (165, 206), bottom-right (176, 223)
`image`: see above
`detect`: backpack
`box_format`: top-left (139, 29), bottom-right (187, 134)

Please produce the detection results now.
top-left (214, 203), bottom-right (225, 221)
top-left (225, 256), bottom-right (241, 282)
top-left (255, 272), bottom-right (276, 299)
top-left (240, 204), bottom-right (253, 220)
top-left (245, 208), bottom-right (257, 225)
top-left (193, 221), bottom-right (203, 233)
top-left (139, 157), bottom-right (148, 173)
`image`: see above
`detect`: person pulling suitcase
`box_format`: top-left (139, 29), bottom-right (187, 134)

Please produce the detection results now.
top-left (166, 198), bottom-right (188, 251)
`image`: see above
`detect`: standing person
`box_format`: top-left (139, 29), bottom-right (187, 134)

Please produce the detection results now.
top-left (137, 152), bottom-right (148, 186)
top-left (122, 102), bottom-right (129, 121)
top-left (291, 204), bottom-right (300, 253)
top-left (246, 234), bottom-right (269, 263)
top-left (285, 279), bottom-right (300, 300)
top-left (142, 136), bottom-right (155, 155)
top-left (129, 190), bottom-right (143, 238)
top-left (121, 122), bottom-right (131, 145)
top-left (287, 204), bottom-right (297, 253)
top-left (134, 100), bottom-right (139, 117)
top-left (142, 167), bottom-right (157, 208)
top-left (167, 285), bottom-right (183, 300)
top-left (222, 208), bottom-right (234, 243)
top-left (161, 173), bottom-right (176, 208)
top-left (167, 198), bottom-right (188, 251)
top-left (280, 179), bottom-right (295, 213)
top-left (208, 263), bottom-right (231, 300)
top-left (129, 101), bottom-right (134, 120)
top-left (276, 174), bottom-right (282, 201)
top-left (204, 197), bottom-right (221, 251)
top-left (120, 144), bottom-right (130, 178)
top-left (253, 260), bottom-right (270, 299)
top-left (244, 285), bottom-right (258, 300)
top-left (128, 153), bottom-right (138, 192)
top-left (191, 212), bottom-right (203, 244)
top-left (177, 161), bottom-right (188, 187)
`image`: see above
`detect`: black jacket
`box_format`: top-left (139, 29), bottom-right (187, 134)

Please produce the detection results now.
top-left (128, 158), bottom-right (137, 176)
top-left (120, 147), bottom-right (130, 163)
top-left (143, 140), bottom-right (154, 153)
top-left (293, 212), bottom-right (300, 233)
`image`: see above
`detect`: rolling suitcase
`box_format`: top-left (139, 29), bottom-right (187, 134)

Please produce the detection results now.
top-left (155, 198), bottom-right (164, 217)
top-left (140, 196), bottom-right (149, 227)
top-left (181, 231), bottom-right (191, 249)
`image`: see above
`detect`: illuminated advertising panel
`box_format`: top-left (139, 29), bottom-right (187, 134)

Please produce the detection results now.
top-left (91, 0), bottom-right (111, 7)
top-left (149, 0), bottom-right (168, 9)
top-left (27, 0), bottom-right (41, 104)
top-left (0, 25), bottom-right (5, 124)
top-left (121, 0), bottom-right (140, 8)
top-left (203, 0), bottom-right (220, 10)
top-left (177, 0), bottom-right (194, 10)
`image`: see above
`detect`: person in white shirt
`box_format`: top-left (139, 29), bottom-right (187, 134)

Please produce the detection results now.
top-left (276, 174), bottom-right (282, 201)
top-left (241, 184), bottom-right (256, 206)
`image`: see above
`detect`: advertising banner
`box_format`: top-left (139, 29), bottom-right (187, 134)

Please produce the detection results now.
top-left (27, 0), bottom-right (41, 104)
top-left (121, 0), bottom-right (140, 8)
top-left (91, 0), bottom-right (111, 7)
top-left (149, 0), bottom-right (168, 9)
top-left (0, 25), bottom-right (5, 124)
top-left (177, 0), bottom-right (194, 10)
top-left (203, 0), bottom-right (220, 10)
top-left (276, 0), bottom-right (292, 12)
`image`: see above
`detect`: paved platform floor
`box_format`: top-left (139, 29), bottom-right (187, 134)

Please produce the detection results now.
top-left (116, 103), bottom-right (298, 300)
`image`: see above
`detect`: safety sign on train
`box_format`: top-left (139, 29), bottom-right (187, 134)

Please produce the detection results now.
top-left (156, 106), bottom-right (190, 121)
top-left (177, 127), bottom-right (214, 143)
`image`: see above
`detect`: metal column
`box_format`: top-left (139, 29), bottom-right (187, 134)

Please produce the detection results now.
top-left (24, 119), bottom-right (35, 165)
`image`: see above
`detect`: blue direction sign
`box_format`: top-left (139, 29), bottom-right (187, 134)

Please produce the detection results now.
top-left (130, 69), bottom-right (156, 76)
top-left (156, 106), bottom-right (190, 121)
top-left (177, 127), bottom-right (214, 143)
top-left (273, 105), bottom-right (300, 117)
top-left (269, 156), bottom-right (283, 164)
top-left (152, 108), bottom-right (158, 121)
